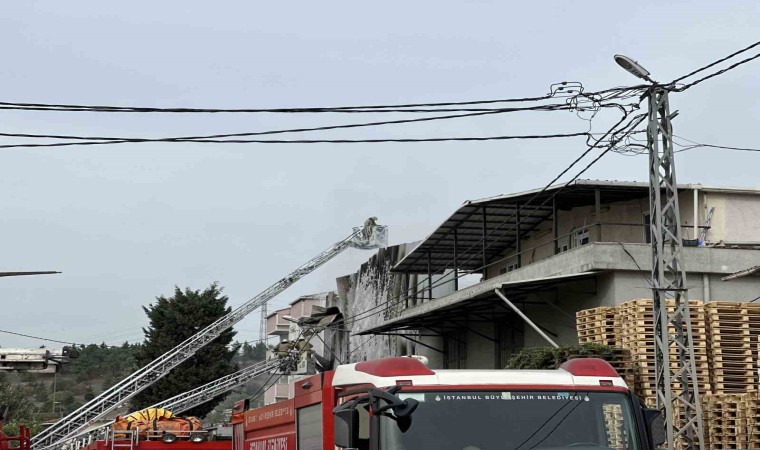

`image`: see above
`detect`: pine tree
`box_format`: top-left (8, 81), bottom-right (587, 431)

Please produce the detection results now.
top-left (0, 376), bottom-right (41, 435)
top-left (130, 283), bottom-right (240, 418)
top-left (241, 342), bottom-right (255, 359)
top-left (252, 342), bottom-right (268, 361)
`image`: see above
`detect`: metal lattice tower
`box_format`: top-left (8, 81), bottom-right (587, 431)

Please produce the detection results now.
top-left (647, 87), bottom-right (704, 450)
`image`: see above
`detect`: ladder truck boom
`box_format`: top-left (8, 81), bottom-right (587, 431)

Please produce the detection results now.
top-left (152, 359), bottom-right (280, 414)
top-left (70, 334), bottom-right (315, 448)
top-left (70, 360), bottom-right (282, 448)
top-left (33, 219), bottom-right (387, 450)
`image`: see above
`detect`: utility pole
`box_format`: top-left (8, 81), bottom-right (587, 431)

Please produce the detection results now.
top-left (260, 302), bottom-right (268, 345)
top-left (615, 55), bottom-right (704, 450)
top-left (646, 87), bottom-right (704, 450)
top-left (51, 372), bottom-right (57, 413)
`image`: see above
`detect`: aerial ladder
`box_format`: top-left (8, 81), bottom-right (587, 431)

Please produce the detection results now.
top-left (69, 305), bottom-right (339, 449)
top-left (68, 358), bottom-right (282, 449)
top-left (32, 218), bottom-right (387, 450)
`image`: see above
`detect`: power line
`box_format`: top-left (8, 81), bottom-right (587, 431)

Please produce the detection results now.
top-left (0, 81), bottom-right (648, 115)
top-left (0, 100), bottom-right (629, 151)
top-left (341, 119), bottom-right (633, 327)
top-left (0, 328), bottom-right (78, 346)
top-left (675, 51), bottom-right (760, 91)
top-left (340, 110), bottom-right (644, 328)
top-left (621, 133), bottom-right (760, 155)
top-left (0, 105), bottom-right (569, 142)
top-left (0, 132), bottom-right (592, 150)
top-left (672, 135), bottom-right (760, 153)
top-left (0, 93), bottom-right (562, 114)
top-left (671, 40), bottom-right (760, 84)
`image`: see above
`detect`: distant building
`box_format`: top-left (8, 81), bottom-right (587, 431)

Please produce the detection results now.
top-left (358, 180), bottom-right (760, 369)
top-left (263, 292), bottom-right (334, 405)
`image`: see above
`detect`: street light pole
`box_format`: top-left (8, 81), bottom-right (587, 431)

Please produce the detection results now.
top-left (646, 87), bottom-right (704, 450)
top-left (615, 55), bottom-right (704, 450)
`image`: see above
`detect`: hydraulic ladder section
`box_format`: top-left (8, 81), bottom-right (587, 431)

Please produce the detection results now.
top-left (152, 358), bottom-right (279, 413)
top-left (33, 218), bottom-right (387, 450)
top-left (69, 340), bottom-right (310, 448)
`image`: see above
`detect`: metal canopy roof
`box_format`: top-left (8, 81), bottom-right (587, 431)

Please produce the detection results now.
top-left (359, 271), bottom-right (600, 335)
top-left (392, 180), bottom-right (661, 274)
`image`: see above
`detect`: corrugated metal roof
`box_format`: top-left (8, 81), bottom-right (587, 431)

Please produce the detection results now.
top-left (392, 179), bottom-right (760, 274)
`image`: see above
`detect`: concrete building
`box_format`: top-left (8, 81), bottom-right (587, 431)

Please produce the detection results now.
top-left (263, 292), bottom-right (334, 405)
top-left (360, 180), bottom-right (760, 370)
top-left (331, 242), bottom-right (455, 364)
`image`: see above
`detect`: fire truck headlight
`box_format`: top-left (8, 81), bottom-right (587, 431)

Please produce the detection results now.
top-left (190, 433), bottom-right (206, 443)
top-left (162, 433), bottom-right (178, 443)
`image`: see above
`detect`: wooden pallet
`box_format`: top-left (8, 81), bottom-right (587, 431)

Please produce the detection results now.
top-left (575, 301), bottom-right (760, 448)
top-left (705, 301), bottom-right (759, 393)
top-left (702, 393), bottom-right (752, 450)
top-left (614, 299), bottom-right (710, 399)
top-left (576, 306), bottom-right (618, 346)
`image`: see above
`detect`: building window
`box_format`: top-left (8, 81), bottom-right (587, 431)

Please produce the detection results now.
top-left (556, 236), bottom-right (569, 253)
top-left (573, 228), bottom-right (590, 248)
top-left (643, 213), bottom-right (652, 244)
top-left (499, 267), bottom-right (507, 275)
top-left (444, 330), bottom-right (467, 369)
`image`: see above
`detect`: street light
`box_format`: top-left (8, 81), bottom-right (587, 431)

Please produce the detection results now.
top-left (614, 54), bottom-right (654, 82)
top-left (613, 52), bottom-right (705, 450)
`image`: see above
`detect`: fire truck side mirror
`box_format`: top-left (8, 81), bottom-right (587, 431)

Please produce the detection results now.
top-left (643, 408), bottom-right (666, 447)
top-left (333, 407), bottom-right (360, 449)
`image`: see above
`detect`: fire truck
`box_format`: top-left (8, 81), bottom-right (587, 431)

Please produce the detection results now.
top-left (0, 407), bottom-right (31, 450)
top-left (230, 356), bottom-right (667, 450)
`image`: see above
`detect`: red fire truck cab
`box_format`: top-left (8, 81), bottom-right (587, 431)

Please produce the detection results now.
top-left (231, 357), bottom-right (666, 450)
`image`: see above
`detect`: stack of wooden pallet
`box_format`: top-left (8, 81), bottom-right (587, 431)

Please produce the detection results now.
top-left (702, 393), bottom-right (751, 450)
top-left (606, 349), bottom-right (638, 389)
top-left (745, 393), bottom-right (760, 449)
top-left (705, 302), bottom-right (755, 394)
top-left (576, 306), bottom-right (617, 346)
top-left (615, 299), bottom-right (710, 398)
top-left (574, 300), bottom-right (760, 450)
top-left (744, 303), bottom-right (760, 387)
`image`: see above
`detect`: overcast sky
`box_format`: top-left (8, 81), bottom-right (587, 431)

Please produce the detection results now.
top-left (0, 1), bottom-right (758, 349)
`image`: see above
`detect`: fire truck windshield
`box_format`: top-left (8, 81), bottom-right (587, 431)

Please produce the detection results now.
top-left (379, 390), bottom-right (641, 450)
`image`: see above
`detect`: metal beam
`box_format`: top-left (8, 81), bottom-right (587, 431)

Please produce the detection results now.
top-left (482, 207), bottom-right (488, 271)
top-left (403, 208), bottom-right (484, 271)
top-left (494, 289), bottom-right (558, 348)
top-left (553, 196), bottom-right (559, 254)
top-left (516, 204), bottom-right (522, 268)
top-left (427, 252), bottom-right (433, 302)
top-left (595, 187), bottom-right (602, 241)
top-left (453, 228), bottom-right (459, 291)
